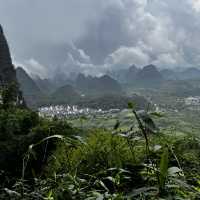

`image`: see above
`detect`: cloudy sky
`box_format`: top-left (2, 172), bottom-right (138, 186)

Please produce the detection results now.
top-left (1, 0), bottom-right (200, 77)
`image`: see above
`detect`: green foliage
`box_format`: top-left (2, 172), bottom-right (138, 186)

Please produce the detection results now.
top-left (46, 131), bottom-right (138, 176)
top-left (1, 100), bottom-right (200, 199)
top-left (1, 82), bottom-right (19, 109)
top-left (159, 147), bottom-right (169, 191)
top-left (0, 104), bottom-right (77, 180)
top-left (0, 109), bottom-right (39, 139)
top-left (127, 101), bottom-right (135, 109)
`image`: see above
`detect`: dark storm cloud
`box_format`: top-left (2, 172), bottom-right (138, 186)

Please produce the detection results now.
top-left (1, 0), bottom-right (200, 77)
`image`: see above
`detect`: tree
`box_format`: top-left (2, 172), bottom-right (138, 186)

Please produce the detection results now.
top-left (1, 82), bottom-right (20, 109)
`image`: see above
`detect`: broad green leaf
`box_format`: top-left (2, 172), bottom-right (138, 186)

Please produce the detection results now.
top-left (113, 120), bottom-right (120, 130)
top-left (150, 112), bottom-right (164, 118)
top-left (159, 147), bottom-right (169, 190)
top-left (168, 167), bottom-right (182, 177)
top-left (154, 145), bottom-right (162, 152)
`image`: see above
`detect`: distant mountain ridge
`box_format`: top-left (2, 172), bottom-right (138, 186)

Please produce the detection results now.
top-left (16, 68), bottom-right (126, 107)
top-left (75, 73), bottom-right (123, 95)
top-left (135, 64), bottom-right (163, 87)
top-left (107, 64), bottom-right (163, 87)
top-left (107, 64), bottom-right (139, 83)
top-left (160, 67), bottom-right (200, 81)
top-left (17, 59), bottom-right (200, 108)
top-left (108, 64), bottom-right (200, 84)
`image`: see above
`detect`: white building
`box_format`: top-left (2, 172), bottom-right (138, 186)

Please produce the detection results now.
top-left (185, 96), bottom-right (200, 106)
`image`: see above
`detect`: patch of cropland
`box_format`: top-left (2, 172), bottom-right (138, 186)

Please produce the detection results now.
top-left (77, 94), bottom-right (150, 110)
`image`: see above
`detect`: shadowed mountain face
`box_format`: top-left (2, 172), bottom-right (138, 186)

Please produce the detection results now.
top-left (0, 25), bottom-right (17, 86)
top-left (136, 65), bottom-right (163, 84)
top-left (107, 64), bottom-right (163, 87)
top-left (75, 73), bottom-right (123, 95)
top-left (0, 25), bottom-right (25, 106)
top-left (51, 84), bottom-right (80, 104)
top-left (16, 67), bottom-right (41, 95)
top-left (160, 69), bottom-right (177, 80)
top-left (16, 67), bottom-right (45, 107)
top-left (107, 64), bottom-right (139, 84)
top-left (34, 77), bottom-right (56, 95)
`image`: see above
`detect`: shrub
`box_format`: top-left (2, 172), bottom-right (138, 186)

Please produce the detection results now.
top-left (0, 107), bottom-right (76, 179)
top-left (46, 130), bottom-right (144, 177)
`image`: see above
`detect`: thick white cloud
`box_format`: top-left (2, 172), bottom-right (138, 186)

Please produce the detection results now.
top-left (106, 46), bottom-right (150, 67)
top-left (1, 0), bottom-right (200, 77)
top-left (24, 59), bottom-right (49, 78)
top-left (76, 0), bottom-right (200, 71)
top-left (191, 0), bottom-right (200, 12)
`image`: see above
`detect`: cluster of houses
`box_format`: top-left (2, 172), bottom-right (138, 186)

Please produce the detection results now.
top-left (185, 96), bottom-right (200, 106)
top-left (38, 105), bottom-right (120, 118)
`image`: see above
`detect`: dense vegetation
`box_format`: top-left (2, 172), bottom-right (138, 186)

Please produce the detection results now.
top-left (1, 86), bottom-right (200, 199)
